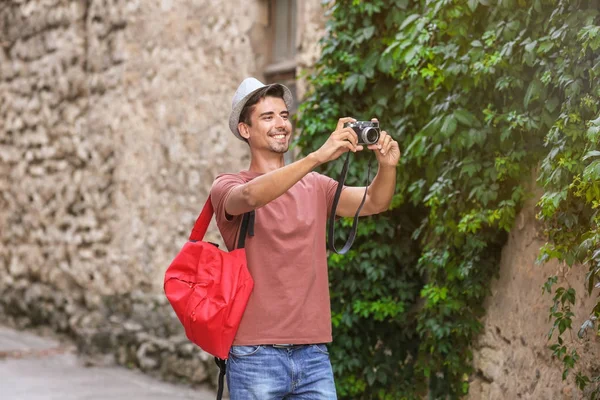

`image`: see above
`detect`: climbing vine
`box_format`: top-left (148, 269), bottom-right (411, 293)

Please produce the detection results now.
top-left (536, 3), bottom-right (600, 396)
top-left (297, 0), bottom-right (599, 398)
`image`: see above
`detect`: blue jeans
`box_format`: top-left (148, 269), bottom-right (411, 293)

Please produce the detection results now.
top-left (227, 344), bottom-right (337, 399)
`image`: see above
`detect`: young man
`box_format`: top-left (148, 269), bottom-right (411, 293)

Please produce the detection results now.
top-left (210, 77), bottom-right (400, 399)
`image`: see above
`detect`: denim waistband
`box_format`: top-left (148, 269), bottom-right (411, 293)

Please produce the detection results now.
top-left (265, 344), bottom-right (326, 349)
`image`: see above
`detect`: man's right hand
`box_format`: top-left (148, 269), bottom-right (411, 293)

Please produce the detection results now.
top-left (312, 117), bottom-right (364, 165)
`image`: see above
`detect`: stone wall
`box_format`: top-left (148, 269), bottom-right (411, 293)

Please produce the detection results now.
top-left (467, 190), bottom-right (600, 400)
top-left (0, 0), bottom-right (325, 390)
top-left (295, 0), bottom-right (329, 99)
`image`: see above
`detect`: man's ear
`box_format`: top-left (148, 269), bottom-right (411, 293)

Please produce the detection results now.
top-left (238, 122), bottom-right (250, 140)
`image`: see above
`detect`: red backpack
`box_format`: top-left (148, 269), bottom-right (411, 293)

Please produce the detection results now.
top-left (164, 196), bottom-right (254, 397)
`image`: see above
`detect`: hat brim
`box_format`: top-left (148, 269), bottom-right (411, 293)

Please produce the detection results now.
top-left (228, 84), bottom-right (294, 141)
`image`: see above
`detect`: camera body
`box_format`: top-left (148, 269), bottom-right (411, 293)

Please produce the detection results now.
top-left (344, 120), bottom-right (381, 145)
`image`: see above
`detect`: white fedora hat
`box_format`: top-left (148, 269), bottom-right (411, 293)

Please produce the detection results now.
top-left (228, 77), bottom-right (294, 141)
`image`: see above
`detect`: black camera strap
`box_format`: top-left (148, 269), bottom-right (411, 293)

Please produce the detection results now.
top-left (328, 151), bottom-right (374, 254)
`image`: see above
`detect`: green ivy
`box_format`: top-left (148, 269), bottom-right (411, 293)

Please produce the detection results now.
top-left (297, 0), bottom-right (599, 398)
top-left (535, 1), bottom-right (600, 396)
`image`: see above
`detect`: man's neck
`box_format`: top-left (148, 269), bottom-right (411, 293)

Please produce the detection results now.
top-left (248, 151), bottom-right (286, 173)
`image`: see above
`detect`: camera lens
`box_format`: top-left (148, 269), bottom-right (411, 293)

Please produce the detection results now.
top-left (363, 127), bottom-right (379, 145)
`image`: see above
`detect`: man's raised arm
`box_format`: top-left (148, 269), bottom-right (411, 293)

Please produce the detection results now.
top-left (225, 117), bottom-right (364, 216)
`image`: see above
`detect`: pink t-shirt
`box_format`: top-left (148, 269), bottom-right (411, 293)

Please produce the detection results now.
top-left (210, 170), bottom-right (343, 345)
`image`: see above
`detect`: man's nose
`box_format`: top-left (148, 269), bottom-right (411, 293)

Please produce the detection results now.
top-left (274, 115), bottom-right (287, 128)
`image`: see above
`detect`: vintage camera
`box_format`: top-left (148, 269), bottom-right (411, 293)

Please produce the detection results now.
top-left (344, 120), bottom-right (381, 145)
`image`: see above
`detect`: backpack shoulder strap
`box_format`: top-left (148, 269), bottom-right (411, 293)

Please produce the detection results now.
top-left (189, 196), bottom-right (214, 242)
top-left (236, 210), bottom-right (255, 249)
top-left (189, 195), bottom-right (255, 246)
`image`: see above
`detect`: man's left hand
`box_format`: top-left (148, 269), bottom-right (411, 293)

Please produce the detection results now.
top-left (367, 118), bottom-right (401, 167)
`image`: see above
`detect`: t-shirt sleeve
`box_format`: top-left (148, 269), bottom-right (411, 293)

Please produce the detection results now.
top-left (312, 172), bottom-right (347, 214)
top-left (210, 174), bottom-right (245, 225)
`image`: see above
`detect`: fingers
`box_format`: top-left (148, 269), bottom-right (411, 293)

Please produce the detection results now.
top-left (336, 117), bottom-right (356, 131)
top-left (343, 141), bottom-right (358, 153)
top-left (368, 130), bottom-right (388, 148)
top-left (380, 132), bottom-right (392, 155)
top-left (333, 127), bottom-right (360, 149)
top-left (368, 131), bottom-right (394, 155)
top-left (335, 140), bottom-right (358, 155)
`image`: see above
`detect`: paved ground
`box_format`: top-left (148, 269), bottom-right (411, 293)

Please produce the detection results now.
top-left (0, 325), bottom-right (217, 400)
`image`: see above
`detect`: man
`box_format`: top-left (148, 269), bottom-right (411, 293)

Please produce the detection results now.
top-left (210, 77), bottom-right (400, 399)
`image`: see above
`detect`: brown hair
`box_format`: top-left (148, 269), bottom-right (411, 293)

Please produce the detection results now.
top-left (238, 84), bottom-right (286, 127)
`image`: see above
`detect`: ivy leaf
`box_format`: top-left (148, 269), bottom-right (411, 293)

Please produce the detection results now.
top-left (378, 54), bottom-right (394, 73)
top-left (363, 51), bottom-right (379, 79)
top-left (399, 14), bottom-right (420, 30)
top-left (357, 75), bottom-right (367, 93)
top-left (441, 115), bottom-right (458, 137)
top-left (500, 128), bottom-right (512, 142)
top-left (366, 369), bottom-right (376, 385)
top-left (582, 161), bottom-right (600, 184)
top-left (467, 128), bottom-right (487, 147)
top-left (578, 319), bottom-right (595, 339)
top-left (524, 80), bottom-right (542, 108)
top-left (586, 267), bottom-right (600, 294)
top-left (393, 0), bottom-right (409, 8)
top-left (344, 74), bottom-right (367, 93)
top-left (582, 150), bottom-right (600, 161)
top-left (587, 116), bottom-right (600, 141)
top-left (363, 25), bottom-right (376, 41)
top-left (454, 109), bottom-right (477, 127)
top-left (537, 40), bottom-right (555, 54)
top-left (461, 161), bottom-right (481, 177)
top-left (404, 45), bottom-right (422, 65)
top-left (545, 97), bottom-right (560, 113)
top-left (344, 74), bottom-right (359, 93)
top-left (524, 40), bottom-right (538, 53)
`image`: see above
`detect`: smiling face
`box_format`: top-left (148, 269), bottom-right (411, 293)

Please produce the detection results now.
top-left (238, 96), bottom-right (292, 154)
